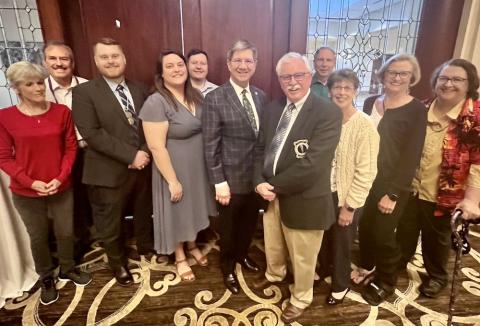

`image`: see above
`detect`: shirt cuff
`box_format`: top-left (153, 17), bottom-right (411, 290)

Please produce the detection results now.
top-left (467, 164), bottom-right (480, 189)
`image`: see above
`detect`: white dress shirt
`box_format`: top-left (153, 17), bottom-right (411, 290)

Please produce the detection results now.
top-left (103, 77), bottom-right (136, 112)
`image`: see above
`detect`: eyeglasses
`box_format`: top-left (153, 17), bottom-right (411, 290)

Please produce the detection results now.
top-left (279, 72), bottom-right (309, 83)
top-left (230, 59), bottom-right (256, 66)
top-left (386, 70), bottom-right (412, 79)
top-left (437, 76), bottom-right (467, 85)
top-left (331, 85), bottom-right (355, 92)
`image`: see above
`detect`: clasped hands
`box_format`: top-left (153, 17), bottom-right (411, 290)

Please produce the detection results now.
top-left (128, 150), bottom-right (150, 170)
top-left (31, 179), bottom-right (62, 196)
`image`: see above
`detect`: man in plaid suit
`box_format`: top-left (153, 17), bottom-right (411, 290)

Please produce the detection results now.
top-left (202, 39), bottom-right (267, 294)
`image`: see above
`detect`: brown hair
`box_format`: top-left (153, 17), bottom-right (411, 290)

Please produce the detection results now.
top-left (93, 37), bottom-right (124, 54)
top-left (430, 58), bottom-right (479, 100)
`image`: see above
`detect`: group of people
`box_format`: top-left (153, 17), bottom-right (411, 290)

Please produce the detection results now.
top-left (0, 38), bottom-right (479, 324)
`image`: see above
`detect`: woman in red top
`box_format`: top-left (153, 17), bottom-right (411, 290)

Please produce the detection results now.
top-left (0, 61), bottom-right (91, 305)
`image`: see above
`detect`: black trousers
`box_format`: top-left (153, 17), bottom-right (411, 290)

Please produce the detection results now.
top-left (218, 192), bottom-right (260, 275)
top-left (12, 189), bottom-right (75, 280)
top-left (319, 193), bottom-right (360, 292)
top-left (87, 169), bottom-right (153, 269)
top-left (396, 195), bottom-right (451, 285)
top-left (72, 148), bottom-right (92, 245)
top-left (358, 184), bottom-right (409, 289)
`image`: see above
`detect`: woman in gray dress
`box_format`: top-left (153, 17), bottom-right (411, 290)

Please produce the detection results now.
top-left (140, 50), bottom-right (215, 282)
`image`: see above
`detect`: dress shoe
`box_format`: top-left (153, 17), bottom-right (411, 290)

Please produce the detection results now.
top-left (361, 280), bottom-right (393, 306)
top-left (223, 273), bottom-right (240, 294)
top-left (239, 257), bottom-right (260, 272)
top-left (252, 275), bottom-right (287, 290)
top-left (326, 288), bottom-right (350, 305)
top-left (114, 266), bottom-right (133, 286)
top-left (419, 278), bottom-right (446, 298)
top-left (281, 303), bottom-right (305, 324)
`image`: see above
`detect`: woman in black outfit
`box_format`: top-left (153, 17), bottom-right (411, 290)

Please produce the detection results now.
top-left (353, 54), bottom-right (427, 306)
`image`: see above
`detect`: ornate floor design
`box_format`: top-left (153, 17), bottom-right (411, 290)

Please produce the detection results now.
top-left (1, 227), bottom-right (480, 325)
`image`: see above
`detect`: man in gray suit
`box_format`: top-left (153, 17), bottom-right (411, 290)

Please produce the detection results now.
top-left (203, 40), bottom-right (266, 294)
top-left (252, 52), bottom-right (341, 323)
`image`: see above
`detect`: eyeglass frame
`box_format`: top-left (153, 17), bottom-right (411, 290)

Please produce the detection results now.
top-left (437, 75), bottom-right (468, 85)
top-left (386, 70), bottom-right (412, 79)
top-left (278, 72), bottom-right (311, 83)
top-left (229, 58), bottom-right (256, 67)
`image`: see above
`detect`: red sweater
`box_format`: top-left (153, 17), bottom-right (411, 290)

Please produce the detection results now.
top-left (0, 103), bottom-right (77, 197)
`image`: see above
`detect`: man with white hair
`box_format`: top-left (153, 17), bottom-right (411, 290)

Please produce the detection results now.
top-left (252, 52), bottom-right (341, 323)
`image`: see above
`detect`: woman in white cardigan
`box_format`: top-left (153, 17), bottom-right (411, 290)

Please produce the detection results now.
top-left (318, 69), bottom-right (379, 305)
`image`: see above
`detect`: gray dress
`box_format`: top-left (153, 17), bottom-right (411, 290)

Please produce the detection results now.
top-left (139, 93), bottom-right (216, 254)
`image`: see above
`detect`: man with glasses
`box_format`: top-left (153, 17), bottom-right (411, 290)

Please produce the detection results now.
top-left (72, 37), bottom-right (154, 286)
top-left (252, 52), bottom-right (341, 323)
top-left (311, 47), bottom-right (336, 98)
top-left (203, 39), bottom-right (266, 294)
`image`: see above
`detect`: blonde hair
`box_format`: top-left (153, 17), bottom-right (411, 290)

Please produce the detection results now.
top-left (6, 61), bottom-right (48, 87)
top-left (377, 53), bottom-right (421, 86)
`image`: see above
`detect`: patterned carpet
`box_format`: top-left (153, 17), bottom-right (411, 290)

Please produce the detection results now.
top-left (1, 226), bottom-right (480, 326)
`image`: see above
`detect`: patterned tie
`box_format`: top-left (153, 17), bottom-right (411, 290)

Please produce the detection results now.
top-left (264, 103), bottom-right (296, 174)
top-left (116, 84), bottom-right (138, 129)
top-left (241, 89), bottom-right (258, 134)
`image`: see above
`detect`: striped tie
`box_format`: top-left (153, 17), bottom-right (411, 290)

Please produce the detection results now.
top-left (264, 103), bottom-right (296, 174)
top-left (116, 84), bottom-right (138, 129)
top-left (241, 89), bottom-right (258, 134)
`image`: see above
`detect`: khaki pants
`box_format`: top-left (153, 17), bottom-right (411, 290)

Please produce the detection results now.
top-left (263, 199), bottom-right (324, 309)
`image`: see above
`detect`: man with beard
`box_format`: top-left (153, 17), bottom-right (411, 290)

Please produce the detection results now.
top-left (187, 49), bottom-right (218, 96)
top-left (311, 47), bottom-right (336, 99)
top-left (43, 41), bottom-right (91, 261)
top-left (72, 38), bottom-right (153, 285)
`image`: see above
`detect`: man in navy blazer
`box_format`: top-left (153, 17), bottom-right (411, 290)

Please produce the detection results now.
top-left (252, 52), bottom-right (341, 323)
top-left (203, 40), bottom-right (266, 294)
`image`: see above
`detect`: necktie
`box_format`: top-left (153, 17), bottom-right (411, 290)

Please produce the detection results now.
top-left (241, 89), bottom-right (258, 134)
top-left (264, 103), bottom-right (296, 174)
top-left (116, 84), bottom-right (138, 129)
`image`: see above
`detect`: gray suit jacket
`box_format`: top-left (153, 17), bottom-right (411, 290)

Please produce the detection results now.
top-left (254, 93), bottom-right (342, 230)
top-left (202, 81), bottom-right (266, 194)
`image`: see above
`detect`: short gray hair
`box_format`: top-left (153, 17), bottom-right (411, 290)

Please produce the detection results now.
top-left (227, 39), bottom-right (258, 61)
top-left (313, 46), bottom-right (336, 59)
top-left (275, 52), bottom-right (312, 75)
top-left (6, 61), bottom-right (48, 87)
top-left (377, 53), bottom-right (421, 86)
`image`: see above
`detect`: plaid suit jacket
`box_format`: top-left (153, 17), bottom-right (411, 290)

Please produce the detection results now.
top-left (202, 81), bottom-right (266, 194)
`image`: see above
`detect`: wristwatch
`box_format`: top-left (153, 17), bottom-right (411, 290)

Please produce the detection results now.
top-left (387, 193), bottom-right (399, 202)
top-left (345, 204), bottom-right (355, 212)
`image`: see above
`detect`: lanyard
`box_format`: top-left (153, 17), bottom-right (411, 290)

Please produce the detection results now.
top-left (48, 76), bottom-right (79, 104)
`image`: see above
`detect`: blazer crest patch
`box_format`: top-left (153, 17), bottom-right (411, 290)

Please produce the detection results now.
top-left (293, 139), bottom-right (309, 158)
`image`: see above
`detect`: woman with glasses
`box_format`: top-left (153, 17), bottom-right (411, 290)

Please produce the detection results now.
top-left (318, 69), bottom-right (379, 305)
top-left (139, 50), bottom-right (215, 282)
top-left (396, 59), bottom-right (480, 298)
top-left (352, 54), bottom-right (427, 306)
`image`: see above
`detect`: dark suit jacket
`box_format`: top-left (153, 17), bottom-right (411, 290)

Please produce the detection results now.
top-left (254, 92), bottom-right (342, 230)
top-left (72, 77), bottom-right (150, 187)
top-left (202, 81), bottom-right (267, 194)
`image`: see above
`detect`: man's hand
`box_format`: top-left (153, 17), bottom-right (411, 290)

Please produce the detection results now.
top-left (45, 179), bottom-right (62, 195)
top-left (378, 195), bottom-right (396, 214)
top-left (255, 182), bottom-right (276, 201)
top-left (130, 150), bottom-right (150, 170)
top-left (31, 180), bottom-right (50, 196)
top-left (215, 183), bottom-right (231, 206)
top-left (456, 199), bottom-right (480, 220)
top-left (338, 206), bottom-right (354, 226)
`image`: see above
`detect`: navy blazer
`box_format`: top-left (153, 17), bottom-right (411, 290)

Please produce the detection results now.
top-left (254, 92), bottom-right (342, 230)
top-left (202, 81), bottom-right (266, 194)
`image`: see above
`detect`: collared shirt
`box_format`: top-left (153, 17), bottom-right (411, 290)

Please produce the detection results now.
top-left (273, 89), bottom-right (310, 174)
top-left (200, 80), bottom-right (218, 97)
top-left (310, 73), bottom-right (330, 99)
top-left (45, 75), bottom-right (88, 140)
top-left (103, 77), bottom-right (135, 111)
top-left (229, 78), bottom-right (259, 130)
top-left (412, 99), bottom-right (480, 202)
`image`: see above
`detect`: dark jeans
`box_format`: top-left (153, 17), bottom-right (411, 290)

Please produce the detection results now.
top-left (319, 193), bottom-right (360, 292)
top-left (12, 189), bottom-right (75, 280)
top-left (358, 184), bottom-right (409, 289)
top-left (218, 192), bottom-right (260, 275)
top-left (87, 170), bottom-right (153, 269)
top-left (397, 195), bottom-right (451, 285)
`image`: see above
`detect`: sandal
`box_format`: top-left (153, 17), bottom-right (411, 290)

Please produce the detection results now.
top-left (175, 259), bottom-right (196, 282)
top-left (187, 245), bottom-right (208, 266)
top-left (351, 267), bottom-right (375, 285)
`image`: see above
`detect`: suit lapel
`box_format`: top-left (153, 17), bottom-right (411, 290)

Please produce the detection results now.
top-left (126, 81), bottom-right (143, 114)
top-left (249, 85), bottom-right (262, 117)
top-left (224, 83), bottom-right (256, 136)
top-left (96, 78), bottom-right (132, 128)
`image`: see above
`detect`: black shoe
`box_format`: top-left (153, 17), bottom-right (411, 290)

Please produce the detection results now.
top-left (113, 266), bottom-right (133, 286)
top-left (239, 257), bottom-right (260, 272)
top-left (361, 281), bottom-right (393, 306)
top-left (419, 278), bottom-right (446, 298)
top-left (326, 288), bottom-right (350, 305)
top-left (59, 268), bottom-right (92, 286)
top-left (40, 277), bottom-right (59, 305)
top-left (223, 273), bottom-right (240, 294)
